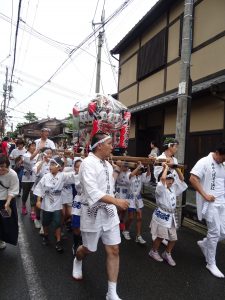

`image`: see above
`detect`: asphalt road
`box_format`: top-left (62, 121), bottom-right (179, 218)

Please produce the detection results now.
top-left (1, 198), bottom-right (225, 300)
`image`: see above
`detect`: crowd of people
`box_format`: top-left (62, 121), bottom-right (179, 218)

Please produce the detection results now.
top-left (1, 129), bottom-right (225, 299)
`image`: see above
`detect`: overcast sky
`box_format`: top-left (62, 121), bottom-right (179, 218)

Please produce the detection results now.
top-left (0, 0), bottom-right (157, 131)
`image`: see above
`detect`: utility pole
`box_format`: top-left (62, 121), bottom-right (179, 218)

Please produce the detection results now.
top-left (175, 0), bottom-right (194, 227)
top-left (2, 67), bottom-right (9, 138)
top-left (94, 10), bottom-right (105, 94)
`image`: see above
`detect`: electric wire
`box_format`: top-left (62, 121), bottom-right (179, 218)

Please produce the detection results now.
top-left (11, 0), bottom-right (134, 110)
top-left (16, 0), bottom-right (31, 73)
top-left (9, 0), bottom-right (14, 55)
top-left (0, 12), bottom-right (74, 54)
top-left (8, 0), bottom-right (23, 105)
top-left (103, 34), bottom-right (117, 86)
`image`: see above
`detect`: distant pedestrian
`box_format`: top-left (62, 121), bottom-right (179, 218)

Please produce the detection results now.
top-left (35, 128), bottom-right (56, 151)
top-left (190, 142), bottom-right (225, 278)
top-left (1, 137), bottom-right (9, 156)
top-left (149, 163), bottom-right (187, 266)
top-left (148, 140), bottom-right (160, 158)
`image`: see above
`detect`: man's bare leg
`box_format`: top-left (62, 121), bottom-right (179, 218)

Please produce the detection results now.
top-left (105, 244), bottom-right (120, 299)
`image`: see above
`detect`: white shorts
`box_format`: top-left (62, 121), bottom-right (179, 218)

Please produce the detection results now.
top-left (81, 225), bottom-right (121, 252)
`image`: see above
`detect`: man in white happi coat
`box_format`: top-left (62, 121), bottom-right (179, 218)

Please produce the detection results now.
top-left (190, 142), bottom-right (225, 278)
top-left (73, 132), bottom-right (129, 300)
top-left (35, 128), bottom-right (56, 151)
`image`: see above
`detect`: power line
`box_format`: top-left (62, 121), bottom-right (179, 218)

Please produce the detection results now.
top-left (8, 0), bottom-right (23, 104)
top-left (9, 0), bottom-right (14, 55)
top-left (0, 12), bottom-right (73, 54)
top-left (12, 0), bottom-right (134, 109)
top-left (104, 33), bottom-right (118, 86)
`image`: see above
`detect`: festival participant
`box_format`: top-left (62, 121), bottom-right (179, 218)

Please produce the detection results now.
top-left (21, 141), bottom-right (39, 219)
top-left (115, 164), bottom-right (130, 231)
top-left (9, 139), bottom-right (26, 168)
top-left (34, 156), bottom-right (75, 253)
top-left (32, 148), bottom-right (53, 230)
top-left (149, 163), bottom-right (187, 266)
top-left (154, 137), bottom-right (179, 182)
top-left (35, 128), bottom-right (56, 151)
top-left (61, 161), bottom-right (74, 233)
top-left (0, 155), bottom-right (19, 250)
top-left (189, 142), bottom-right (225, 278)
top-left (122, 162), bottom-right (151, 244)
top-left (72, 132), bottom-right (129, 300)
top-left (71, 157), bottom-right (83, 255)
top-left (153, 137), bottom-right (180, 246)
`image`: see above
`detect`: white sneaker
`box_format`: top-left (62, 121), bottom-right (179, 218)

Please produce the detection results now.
top-left (122, 231), bottom-right (131, 240)
top-left (149, 249), bottom-right (163, 262)
top-left (206, 264), bottom-right (224, 278)
top-left (0, 240), bottom-right (6, 249)
top-left (197, 240), bottom-right (207, 261)
top-left (34, 219), bottom-right (41, 229)
top-left (106, 293), bottom-right (122, 300)
top-left (72, 257), bottom-right (83, 280)
top-left (135, 235), bottom-right (146, 244)
top-left (162, 251), bottom-right (176, 266)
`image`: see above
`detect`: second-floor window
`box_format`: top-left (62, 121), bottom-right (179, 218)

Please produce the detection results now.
top-left (137, 28), bottom-right (167, 80)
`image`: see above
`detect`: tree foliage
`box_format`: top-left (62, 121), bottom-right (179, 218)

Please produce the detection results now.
top-left (24, 111), bottom-right (38, 123)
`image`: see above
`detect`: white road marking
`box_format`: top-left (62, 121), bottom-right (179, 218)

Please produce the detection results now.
top-left (18, 214), bottom-right (47, 300)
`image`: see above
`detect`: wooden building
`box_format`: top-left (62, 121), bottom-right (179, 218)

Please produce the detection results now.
top-left (111, 0), bottom-right (225, 214)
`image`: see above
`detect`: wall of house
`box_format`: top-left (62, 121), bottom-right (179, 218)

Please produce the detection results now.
top-left (163, 95), bottom-right (224, 136)
top-left (118, 0), bottom-right (225, 107)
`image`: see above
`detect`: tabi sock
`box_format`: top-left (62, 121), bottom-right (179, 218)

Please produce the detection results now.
top-left (108, 281), bottom-right (117, 296)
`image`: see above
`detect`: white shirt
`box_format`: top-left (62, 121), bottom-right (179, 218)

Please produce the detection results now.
top-left (22, 152), bottom-right (38, 182)
top-left (35, 138), bottom-right (56, 150)
top-left (0, 169), bottom-right (19, 200)
top-left (127, 172), bottom-right (151, 209)
top-left (79, 152), bottom-right (119, 232)
top-left (9, 148), bottom-right (26, 166)
top-left (32, 161), bottom-right (50, 191)
top-left (33, 171), bottom-right (75, 212)
top-left (115, 171), bottom-right (130, 199)
top-left (152, 180), bottom-right (187, 228)
top-left (190, 153), bottom-right (225, 221)
top-left (71, 173), bottom-right (84, 216)
top-left (129, 173), bottom-right (151, 197)
top-left (154, 152), bottom-right (178, 182)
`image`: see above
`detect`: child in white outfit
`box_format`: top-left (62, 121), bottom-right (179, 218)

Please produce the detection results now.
top-left (149, 163), bottom-right (187, 266)
top-left (122, 162), bottom-right (151, 244)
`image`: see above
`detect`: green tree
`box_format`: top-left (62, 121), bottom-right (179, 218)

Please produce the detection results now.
top-left (24, 111), bottom-right (38, 123)
top-left (66, 113), bottom-right (74, 131)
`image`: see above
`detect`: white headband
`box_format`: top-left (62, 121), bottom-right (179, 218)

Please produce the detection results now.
top-left (164, 142), bottom-right (178, 148)
top-left (166, 173), bottom-right (174, 179)
top-left (50, 158), bottom-right (63, 167)
top-left (90, 136), bottom-right (111, 151)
